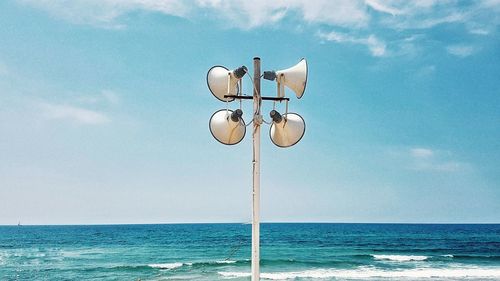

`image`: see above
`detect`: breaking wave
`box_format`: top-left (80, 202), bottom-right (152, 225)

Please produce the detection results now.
top-left (148, 262), bottom-right (186, 269)
top-left (147, 260), bottom-right (245, 270)
top-left (372, 254), bottom-right (429, 262)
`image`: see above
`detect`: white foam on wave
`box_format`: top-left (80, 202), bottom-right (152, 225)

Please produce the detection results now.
top-left (148, 262), bottom-right (185, 269)
top-left (218, 267), bottom-right (500, 280)
top-left (216, 260), bottom-right (237, 264)
top-left (442, 254), bottom-right (454, 258)
top-left (220, 271), bottom-right (251, 278)
top-left (149, 260), bottom-right (238, 269)
top-left (372, 254), bottom-right (428, 261)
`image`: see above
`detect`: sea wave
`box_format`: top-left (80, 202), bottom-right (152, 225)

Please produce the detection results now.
top-left (371, 254), bottom-right (500, 262)
top-left (147, 259), bottom-right (350, 269)
top-left (148, 262), bottom-right (186, 269)
top-left (147, 260), bottom-right (242, 270)
top-left (219, 267), bottom-right (500, 280)
top-left (193, 260), bottom-right (245, 266)
top-left (453, 255), bottom-right (500, 261)
top-left (215, 260), bottom-right (238, 264)
top-left (372, 254), bottom-right (428, 261)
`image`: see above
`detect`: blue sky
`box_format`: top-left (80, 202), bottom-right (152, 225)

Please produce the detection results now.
top-left (0, 0), bottom-right (499, 224)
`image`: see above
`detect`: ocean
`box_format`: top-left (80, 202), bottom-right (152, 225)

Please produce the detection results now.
top-left (0, 223), bottom-right (499, 280)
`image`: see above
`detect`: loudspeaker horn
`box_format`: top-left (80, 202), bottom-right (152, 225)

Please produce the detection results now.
top-left (207, 66), bottom-right (247, 102)
top-left (269, 110), bottom-right (306, 148)
top-left (209, 109), bottom-right (246, 145)
top-left (275, 58), bottom-right (308, 99)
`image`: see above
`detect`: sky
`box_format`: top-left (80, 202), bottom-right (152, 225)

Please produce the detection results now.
top-left (0, 0), bottom-right (499, 225)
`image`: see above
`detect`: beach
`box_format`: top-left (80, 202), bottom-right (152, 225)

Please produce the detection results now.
top-left (1, 223), bottom-right (500, 280)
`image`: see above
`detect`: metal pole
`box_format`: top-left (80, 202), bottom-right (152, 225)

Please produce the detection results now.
top-left (252, 57), bottom-right (261, 281)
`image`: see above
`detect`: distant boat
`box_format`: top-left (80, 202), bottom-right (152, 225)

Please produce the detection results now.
top-left (18, 221), bottom-right (22, 226)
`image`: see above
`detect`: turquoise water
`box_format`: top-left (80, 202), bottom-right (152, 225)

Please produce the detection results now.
top-left (1, 223), bottom-right (500, 280)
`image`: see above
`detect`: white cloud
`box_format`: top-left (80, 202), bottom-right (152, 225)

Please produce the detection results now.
top-left (410, 147), bottom-right (433, 159)
top-left (318, 31), bottom-right (387, 57)
top-left (19, 0), bottom-right (189, 28)
top-left (365, 0), bottom-right (402, 15)
top-left (407, 147), bottom-right (470, 173)
top-left (385, 34), bottom-right (426, 57)
top-left (382, 11), bottom-right (467, 30)
top-left (19, 0), bottom-right (499, 32)
top-left (468, 28), bottom-right (489, 35)
top-left (197, 0), bottom-right (370, 29)
top-left (297, 0), bottom-right (369, 27)
top-left (482, 0), bottom-right (500, 9)
top-left (197, 0), bottom-right (286, 28)
top-left (466, 22), bottom-right (490, 35)
top-left (366, 35), bottom-right (387, 56)
top-left (75, 90), bottom-right (120, 105)
top-left (18, 0), bottom-right (499, 58)
top-left (446, 44), bottom-right (477, 57)
top-left (40, 103), bottom-right (110, 124)
top-left (20, 0), bottom-right (372, 29)
top-left (416, 13), bottom-right (466, 29)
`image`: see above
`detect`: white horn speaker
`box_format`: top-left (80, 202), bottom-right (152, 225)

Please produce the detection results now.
top-left (269, 110), bottom-right (305, 148)
top-left (209, 109), bottom-right (246, 145)
top-left (207, 66), bottom-right (247, 102)
top-left (275, 58), bottom-right (308, 99)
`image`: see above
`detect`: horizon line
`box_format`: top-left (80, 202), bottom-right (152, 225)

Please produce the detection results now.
top-left (2, 221), bottom-right (500, 226)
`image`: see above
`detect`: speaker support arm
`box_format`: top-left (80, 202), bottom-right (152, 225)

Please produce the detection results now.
top-left (224, 95), bottom-right (290, 101)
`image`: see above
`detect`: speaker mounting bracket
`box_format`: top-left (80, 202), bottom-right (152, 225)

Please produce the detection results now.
top-left (224, 95), bottom-right (289, 101)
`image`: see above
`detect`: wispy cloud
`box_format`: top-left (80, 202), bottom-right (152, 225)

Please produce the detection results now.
top-left (415, 65), bottom-right (436, 78)
top-left (398, 13), bottom-right (467, 29)
top-left (482, 0), bottom-right (500, 9)
top-left (466, 22), bottom-right (490, 35)
top-left (197, 0), bottom-right (287, 29)
top-left (20, 0), bottom-right (373, 28)
top-left (407, 147), bottom-right (469, 173)
top-left (318, 31), bottom-right (386, 57)
top-left (365, 0), bottom-right (402, 16)
top-left (40, 103), bottom-right (110, 124)
top-left (76, 90), bottom-right (120, 105)
top-left (37, 89), bottom-right (119, 124)
top-left (19, 0), bottom-right (189, 28)
top-left (410, 147), bottom-right (433, 159)
top-left (20, 0), bottom-right (499, 32)
top-left (446, 44), bottom-right (478, 57)
top-left (298, 1), bottom-right (368, 26)
top-left (197, 0), bottom-right (370, 29)
top-left (18, 0), bottom-right (499, 57)
top-left (468, 28), bottom-right (489, 35)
